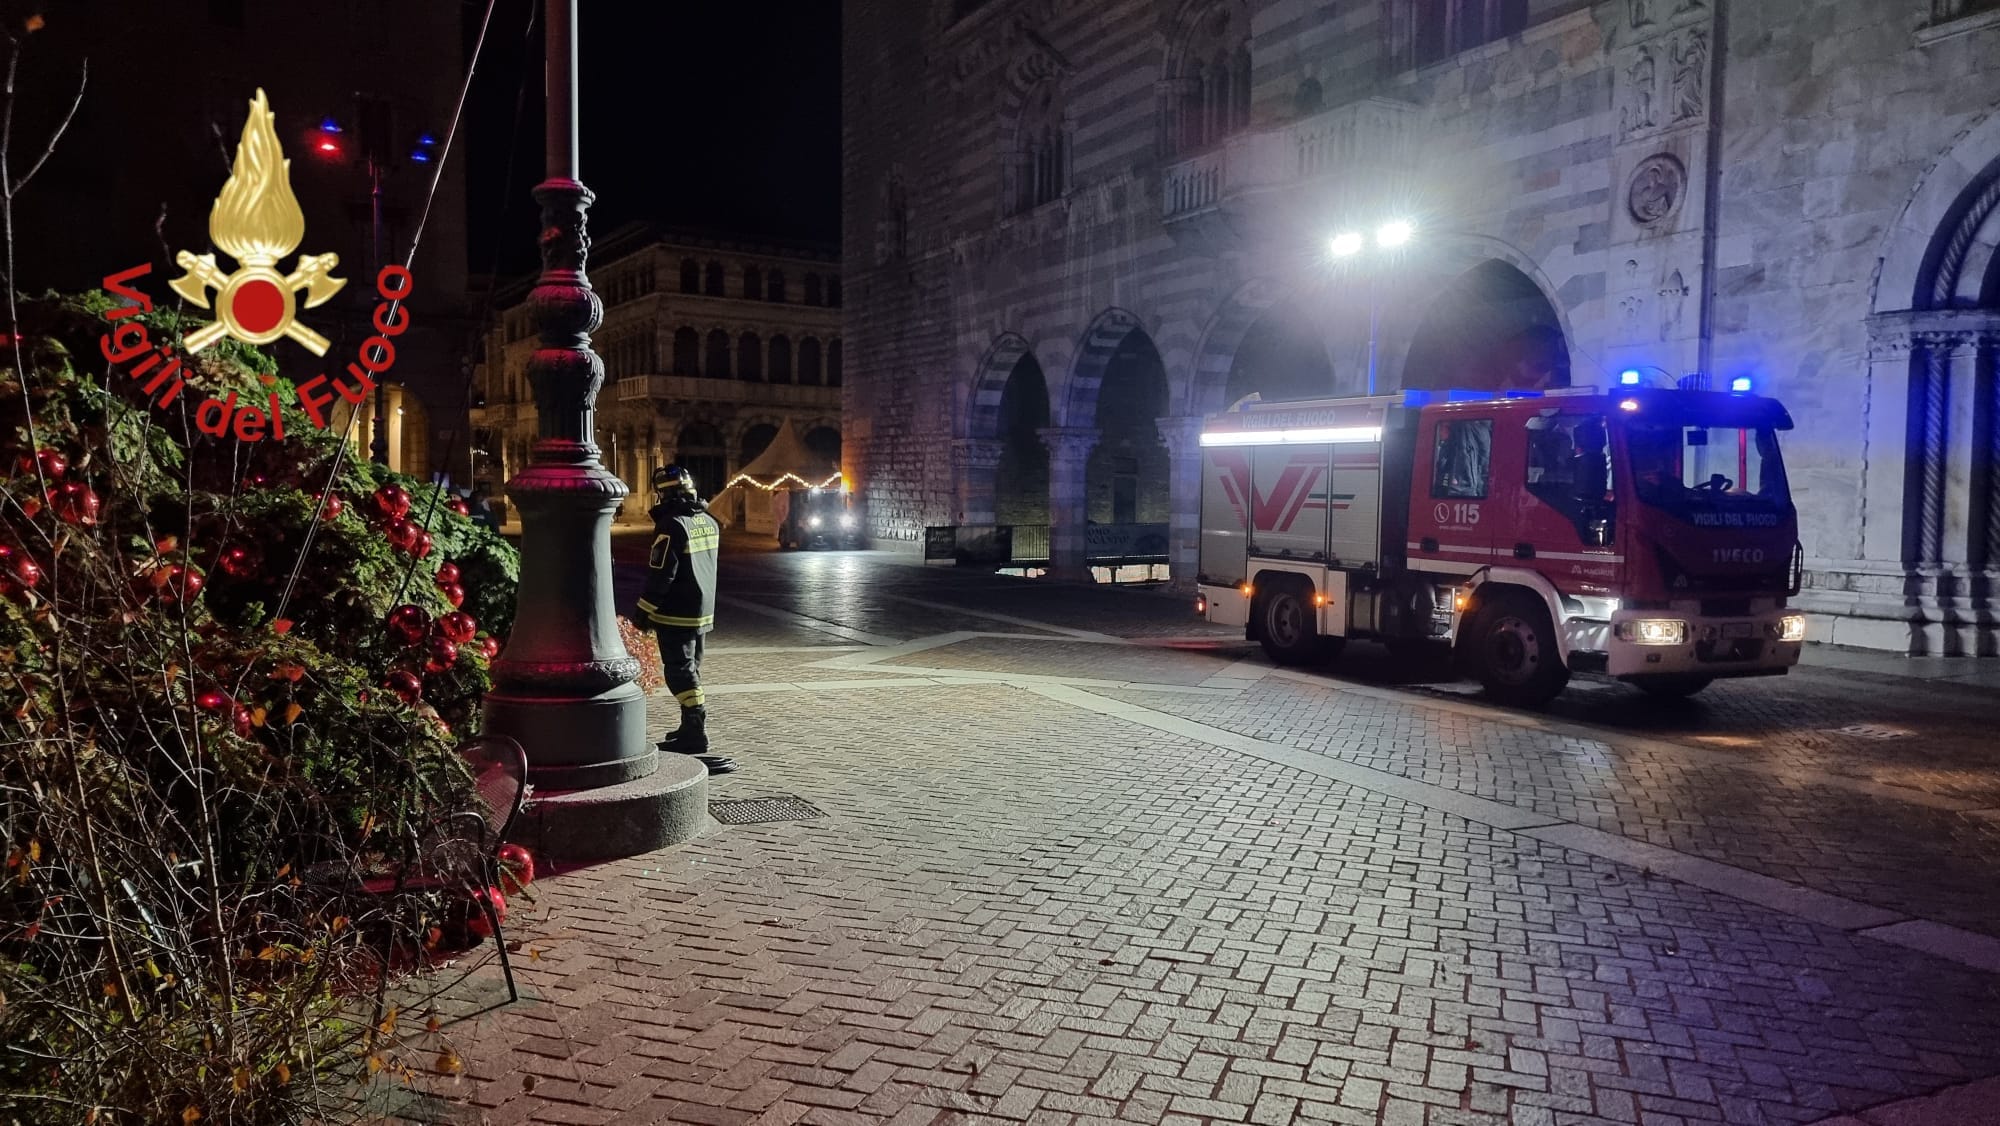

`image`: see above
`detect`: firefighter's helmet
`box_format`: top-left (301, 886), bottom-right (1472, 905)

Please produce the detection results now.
top-left (652, 464), bottom-right (698, 499)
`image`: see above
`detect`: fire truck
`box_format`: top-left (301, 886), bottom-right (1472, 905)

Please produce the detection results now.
top-left (1195, 383), bottom-right (1807, 704)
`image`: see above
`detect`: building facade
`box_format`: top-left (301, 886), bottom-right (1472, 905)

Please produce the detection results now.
top-left (843, 0), bottom-right (2000, 655)
top-left (473, 227), bottom-right (845, 522)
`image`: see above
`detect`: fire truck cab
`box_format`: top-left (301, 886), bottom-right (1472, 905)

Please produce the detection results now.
top-left (1195, 385), bottom-right (1807, 705)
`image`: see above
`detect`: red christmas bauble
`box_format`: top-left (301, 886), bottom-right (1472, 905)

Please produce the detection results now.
top-left (384, 669), bottom-right (423, 704)
top-left (217, 543), bottom-right (261, 580)
top-left (479, 636), bottom-right (501, 661)
top-left (498, 844), bottom-right (535, 893)
top-left (158, 565), bottom-right (204, 607)
top-left (423, 636), bottom-right (459, 674)
top-left (53, 482), bottom-right (99, 526)
top-left (317, 492), bottom-right (345, 522)
top-left (0, 547), bottom-right (36, 597)
top-left (231, 706), bottom-right (255, 738)
top-left (449, 498), bottom-right (471, 518)
top-left (385, 519), bottom-right (421, 554)
top-left (17, 448), bottom-right (65, 480)
top-left (465, 887), bottom-right (508, 937)
top-left (435, 611), bottom-right (477, 644)
top-left (440, 582), bottom-right (465, 609)
top-left (373, 484), bottom-right (412, 522)
top-left (433, 562), bottom-right (461, 587)
top-left (386, 604), bottom-right (431, 647)
top-left (414, 530), bottom-right (434, 559)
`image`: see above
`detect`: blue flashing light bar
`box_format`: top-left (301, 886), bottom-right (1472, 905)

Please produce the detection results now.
top-left (1619, 369), bottom-right (1642, 386)
top-left (319, 117), bottom-right (343, 134)
top-left (1403, 388), bottom-right (1544, 407)
top-left (410, 149), bottom-right (432, 163)
top-left (1730, 376), bottom-right (1754, 393)
top-left (417, 132), bottom-right (438, 146)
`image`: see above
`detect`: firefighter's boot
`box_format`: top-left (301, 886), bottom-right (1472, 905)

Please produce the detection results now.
top-left (657, 706), bottom-right (709, 755)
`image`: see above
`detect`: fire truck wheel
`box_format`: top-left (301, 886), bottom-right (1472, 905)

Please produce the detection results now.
top-left (1634, 675), bottom-right (1711, 699)
top-left (1256, 584), bottom-right (1323, 666)
top-left (1469, 592), bottom-right (1569, 706)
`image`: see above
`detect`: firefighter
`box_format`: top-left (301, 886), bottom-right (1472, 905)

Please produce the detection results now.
top-left (635, 464), bottom-right (736, 775)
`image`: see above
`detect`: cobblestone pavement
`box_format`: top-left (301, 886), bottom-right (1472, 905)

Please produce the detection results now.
top-left (420, 542), bottom-right (2000, 1126)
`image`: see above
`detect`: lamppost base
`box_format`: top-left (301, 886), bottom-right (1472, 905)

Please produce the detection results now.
top-left (515, 753), bottom-right (710, 862)
top-left (485, 681), bottom-right (653, 790)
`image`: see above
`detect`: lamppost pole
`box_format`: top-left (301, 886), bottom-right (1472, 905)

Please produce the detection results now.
top-left (482, 0), bottom-right (701, 858)
top-left (369, 156), bottom-right (390, 465)
top-left (1331, 220), bottom-right (1413, 397)
top-left (1367, 289), bottom-right (1380, 396)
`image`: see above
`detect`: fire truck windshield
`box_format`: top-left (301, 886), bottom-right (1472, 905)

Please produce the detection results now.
top-left (1625, 420), bottom-right (1792, 520)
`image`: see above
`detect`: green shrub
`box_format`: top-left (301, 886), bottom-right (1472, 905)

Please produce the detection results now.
top-left (0, 292), bottom-right (521, 1124)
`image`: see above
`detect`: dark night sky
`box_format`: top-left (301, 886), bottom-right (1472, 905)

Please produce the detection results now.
top-left (466, 0), bottom-right (842, 279)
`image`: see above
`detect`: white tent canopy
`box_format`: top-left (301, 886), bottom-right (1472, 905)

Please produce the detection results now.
top-left (712, 419), bottom-right (840, 533)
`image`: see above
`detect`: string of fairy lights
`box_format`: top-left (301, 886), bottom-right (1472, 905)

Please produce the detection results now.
top-left (719, 471), bottom-right (845, 493)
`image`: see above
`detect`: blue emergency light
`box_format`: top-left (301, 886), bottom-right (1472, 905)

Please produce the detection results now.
top-left (1619, 370), bottom-right (1642, 386)
top-left (1730, 376), bottom-right (1754, 393)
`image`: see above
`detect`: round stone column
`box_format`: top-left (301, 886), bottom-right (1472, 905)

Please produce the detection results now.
top-left (1157, 416), bottom-right (1206, 592)
top-left (1039, 427), bottom-right (1100, 581)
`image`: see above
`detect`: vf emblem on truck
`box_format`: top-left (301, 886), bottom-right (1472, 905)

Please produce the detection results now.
top-left (1212, 451), bottom-right (1327, 532)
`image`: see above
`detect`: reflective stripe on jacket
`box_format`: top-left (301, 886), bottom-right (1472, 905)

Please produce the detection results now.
top-left (636, 503), bottom-right (719, 632)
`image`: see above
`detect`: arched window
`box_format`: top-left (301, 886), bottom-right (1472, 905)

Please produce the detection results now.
top-left (799, 337), bottom-right (823, 385)
top-left (1408, 0), bottom-right (1526, 67)
top-left (742, 266), bottom-right (762, 300)
top-left (737, 332), bottom-right (763, 380)
top-left (828, 339), bottom-right (843, 386)
top-left (679, 258), bottom-right (699, 293)
top-left (767, 270), bottom-right (787, 303)
top-left (1171, 9), bottom-right (1252, 155)
top-left (706, 329), bottom-right (732, 378)
top-left (1011, 81), bottom-right (1068, 214)
top-left (672, 327), bottom-right (699, 376)
top-left (828, 278), bottom-right (842, 307)
top-left (803, 273), bottom-right (824, 306)
top-left (676, 423), bottom-right (727, 503)
top-left (769, 335), bottom-right (794, 383)
top-left (704, 260), bottom-right (724, 296)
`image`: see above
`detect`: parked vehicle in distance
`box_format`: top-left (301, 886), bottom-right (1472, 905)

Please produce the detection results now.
top-left (776, 486), bottom-right (863, 550)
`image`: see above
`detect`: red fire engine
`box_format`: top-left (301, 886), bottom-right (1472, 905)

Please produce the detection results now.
top-left (1195, 383), bottom-right (1807, 704)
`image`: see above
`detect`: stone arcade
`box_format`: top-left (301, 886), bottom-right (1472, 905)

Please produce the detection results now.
top-left (842, 0), bottom-right (2000, 655)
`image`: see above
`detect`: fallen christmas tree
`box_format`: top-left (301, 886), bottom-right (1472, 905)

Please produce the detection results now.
top-left (0, 291), bottom-right (523, 1124)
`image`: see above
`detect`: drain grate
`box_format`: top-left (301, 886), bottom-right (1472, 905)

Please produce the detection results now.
top-left (1831, 723), bottom-right (1915, 740)
top-left (710, 795), bottom-right (827, 825)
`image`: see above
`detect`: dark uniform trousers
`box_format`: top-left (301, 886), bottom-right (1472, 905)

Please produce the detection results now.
top-left (659, 630), bottom-right (705, 710)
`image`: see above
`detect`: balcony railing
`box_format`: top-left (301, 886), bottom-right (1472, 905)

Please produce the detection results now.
top-left (613, 375), bottom-right (841, 406)
top-left (1160, 97), bottom-right (1417, 221)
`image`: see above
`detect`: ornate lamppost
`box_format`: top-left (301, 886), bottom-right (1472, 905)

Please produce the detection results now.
top-left (482, 0), bottom-right (707, 858)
